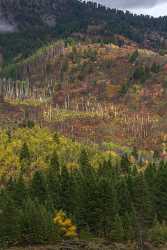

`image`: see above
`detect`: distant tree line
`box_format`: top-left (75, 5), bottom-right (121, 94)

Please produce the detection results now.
top-left (1, 0), bottom-right (167, 64)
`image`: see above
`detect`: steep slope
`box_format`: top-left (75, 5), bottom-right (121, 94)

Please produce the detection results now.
top-left (0, 0), bottom-right (83, 30)
top-left (0, 1), bottom-right (166, 151)
top-left (0, 41), bottom-right (166, 152)
top-left (2, 42), bottom-right (167, 112)
top-left (1, 0), bottom-right (167, 63)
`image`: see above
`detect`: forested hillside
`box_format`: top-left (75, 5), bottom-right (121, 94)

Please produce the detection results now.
top-left (0, 1), bottom-right (167, 249)
top-left (0, 43), bottom-right (167, 248)
top-left (1, 0), bottom-right (167, 63)
top-left (0, 126), bottom-right (167, 249)
top-left (0, 41), bottom-right (166, 152)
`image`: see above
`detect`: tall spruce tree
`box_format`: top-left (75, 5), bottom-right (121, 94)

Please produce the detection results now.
top-left (21, 198), bottom-right (55, 244)
top-left (31, 171), bottom-right (48, 203)
top-left (20, 142), bottom-right (30, 162)
top-left (120, 153), bottom-right (130, 173)
top-left (111, 214), bottom-right (124, 242)
top-left (0, 193), bottom-right (21, 246)
top-left (155, 163), bottom-right (167, 221)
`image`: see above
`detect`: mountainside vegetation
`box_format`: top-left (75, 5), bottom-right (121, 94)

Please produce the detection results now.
top-left (0, 1), bottom-right (167, 249)
top-left (0, 41), bottom-right (166, 152)
top-left (0, 126), bottom-right (167, 249)
top-left (1, 0), bottom-right (167, 63)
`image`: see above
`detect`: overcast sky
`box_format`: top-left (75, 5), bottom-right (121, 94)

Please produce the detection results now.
top-left (93, 0), bottom-right (167, 17)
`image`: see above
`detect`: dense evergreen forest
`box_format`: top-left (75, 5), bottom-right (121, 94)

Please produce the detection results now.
top-left (0, 126), bottom-right (166, 248)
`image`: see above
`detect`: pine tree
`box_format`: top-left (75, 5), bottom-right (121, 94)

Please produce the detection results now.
top-left (79, 149), bottom-right (89, 167)
top-left (20, 142), bottom-right (30, 162)
top-left (123, 211), bottom-right (137, 241)
top-left (148, 217), bottom-right (167, 245)
top-left (129, 50), bottom-right (139, 63)
top-left (47, 152), bottom-right (61, 209)
top-left (0, 193), bottom-right (21, 246)
top-left (155, 163), bottom-right (167, 221)
top-left (144, 163), bottom-right (157, 208)
top-left (118, 178), bottom-right (132, 215)
top-left (74, 164), bottom-right (97, 232)
top-left (120, 153), bottom-right (130, 173)
top-left (59, 165), bottom-right (74, 213)
top-left (79, 149), bottom-right (91, 176)
top-left (6, 129), bottom-right (12, 142)
top-left (53, 132), bottom-right (60, 144)
top-left (111, 214), bottom-right (124, 242)
top-left (49, 151), bottom-right (60, 174)
top-left (96, 176), bottom-right (118, 237)
top-left (31, 171), bottom-right (48, 203)
top-left (10, 176), bottom-right (28, 207)
top-left (131, 174), bottom-right (154, 237)
top-left (21, 198), bottom-right (55, 244)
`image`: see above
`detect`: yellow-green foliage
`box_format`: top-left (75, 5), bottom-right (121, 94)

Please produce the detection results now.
top-left (0, 127), bottom-right (78, 178)
top-left (90, 150), bottom-right (120, 168)
top-left (7, 97), bottom-right (50, 107)
top-left (53, 210), bottom-right (77, 238)
top-left (0, 126), bottom-right (102, 179)
top-left (149, 221), bottom-right (167, 245)
top-left (44, 109), bottom-right (101, 122)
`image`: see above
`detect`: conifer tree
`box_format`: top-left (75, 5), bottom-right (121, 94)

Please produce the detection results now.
top-left (131, 174), bottom-right (154, 238)
top-left (20, 142), bottom-right (30, 162)
top-left (120, 153), bottom-right (130, 173)
top-left (118, 178), bottom-right (132, 215)
top-left (21, 198), bottom-right (55, 244)
top-left (31, 171), bottom-right (48, 203)
top-left (96, 176), bottom-right (117, 237)
top-left (0, 193), bottom-right (21, 246)
top-left (123, 211), bottom-right (137, 241)
top-left (111, 214), bottom-right (124, 242)
top-left (79, 149), bottom-right (91, 176)
top-left (155, 163), bottom-right (167, 221)
top-left (79, 149), bottom-right (89, 167)
top-left (47, 152), bottom-right (61, 209)
top-left (53, 132), bottom-right (60, 144)
top-left (129, 50), bottom-right (139, 63)
top-left (59, 165), bottom-right (74, 213)
top-left (10, 176), bottom-right (28, 207)
top-left (49, 151), bottom-right (60, 174)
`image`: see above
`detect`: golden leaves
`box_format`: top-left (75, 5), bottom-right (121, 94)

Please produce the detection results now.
top-left (53, 210), bottom-right (77, 238)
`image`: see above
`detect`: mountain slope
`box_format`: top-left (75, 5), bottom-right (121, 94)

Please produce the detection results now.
top-left (0, 1), bottom-right (166, 151)
top-left (1, 0), bottom-right (167, 63)
top-left (0, 41), bottom-right (166, 151)
top-left (0, 0), bottom-right (84, 30)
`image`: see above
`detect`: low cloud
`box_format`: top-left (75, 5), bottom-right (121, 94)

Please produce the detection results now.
top-left (0, 23), bottom-right (16, 32)
top-left (94, 0), bottom-right (167, 9)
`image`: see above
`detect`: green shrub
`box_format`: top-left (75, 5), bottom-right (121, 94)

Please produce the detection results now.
top-left (149, 220), bottom-right (167, 245)
top-left (129, 50), bottom-right (139, 63)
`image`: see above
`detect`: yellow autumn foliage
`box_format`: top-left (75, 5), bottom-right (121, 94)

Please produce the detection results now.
top-left (0, 126), bottom-right (86, 179)
top-left (0, 126), bottom-right (120, 179)
top-left (66, 162), bottom-right (79, 172)
top-left (53, 210), bottom-right (77, 238)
